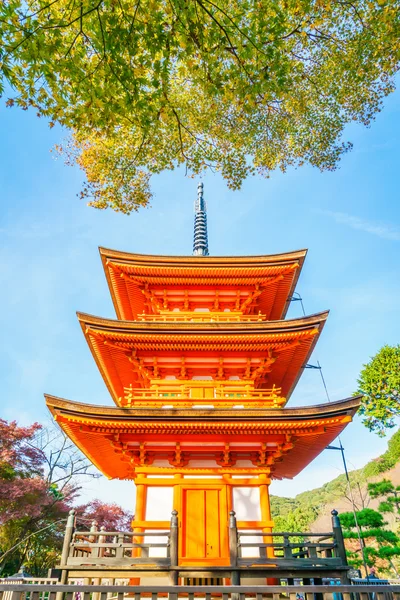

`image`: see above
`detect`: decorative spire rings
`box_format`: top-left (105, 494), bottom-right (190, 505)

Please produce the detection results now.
top-left (193, 182), bottom-right (209, 256)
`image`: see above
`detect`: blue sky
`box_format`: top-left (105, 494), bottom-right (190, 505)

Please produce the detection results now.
top-left (1, 88), bottom-right (400, 509)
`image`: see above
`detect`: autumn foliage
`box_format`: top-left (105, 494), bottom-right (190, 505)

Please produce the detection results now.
top-left (0, 420), bottom-right (64, 524)
top-left (0, 419), bottom-right (132, 576)
top-left (75, 499), bottom-right (133, 531)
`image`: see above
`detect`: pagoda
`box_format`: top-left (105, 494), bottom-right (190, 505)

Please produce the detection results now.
top-left (46, 183), bottom-right (359, 576)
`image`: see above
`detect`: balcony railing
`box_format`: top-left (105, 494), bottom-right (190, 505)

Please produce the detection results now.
top-left (123, 383), bottom-right (285, 408)
top-left (69, 530), bottom-right (171, 566)
top-left (137, 311), bottom-right (266, 323)
top-left (55, 509), bottom-right (350, 585)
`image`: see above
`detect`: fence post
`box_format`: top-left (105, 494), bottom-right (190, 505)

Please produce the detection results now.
top-left (283, 534), bottom-right (292, 559)
top-left (169, 510), bottom-right (179, 587)
top-left (99, 525), bottom-right (106, 558)
top-left (90, 520), bottom-right (99, 558)
top-left (331, 509), bottom-right (348, 565)
top-left (115, 532), bottom-right (124, 559)
top-left (229, 510), bottom-right (240, 586)
top-left (332, 509), bottom-right (350, 584)
top-left (59, 509), bottom-right (75, 583)
top-left (56, 509), bottom-right (75, 600)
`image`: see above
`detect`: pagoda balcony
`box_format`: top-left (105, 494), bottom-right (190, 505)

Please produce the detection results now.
top-left (122, 381), bottom-right (286, 408)
top-left (53, 509), bottom-right (351, 586)
top-left (137, 311), bottom-right (266, 323)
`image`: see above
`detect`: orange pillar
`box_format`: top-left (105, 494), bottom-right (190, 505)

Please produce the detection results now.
top-left (131, 482), bottom-right (147, 585)
top-left (172, 475), bottom-right (183, 584)
top-left (260, 482), bottom-right (277, 584)
top-left (260, 484), bottom-right (272, 530)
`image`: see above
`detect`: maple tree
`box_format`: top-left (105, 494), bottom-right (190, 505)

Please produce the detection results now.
top-left (0, 419), bottom-right (96, 575)
top-left (1, 0), bottom-right (399, 212)
top-left (357, 345), bottom-right (400, 436)
top-left (0, 419), bottom-right (68, 575)
top-left (0, 420), bottom-right (54, 524)
top-left (75, 499), bottom-right (134, 531)
top-left (0, 418), bottom-right (133, 576)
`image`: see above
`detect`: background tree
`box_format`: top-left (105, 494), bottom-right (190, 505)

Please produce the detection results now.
top-left (274, 504), bottom-right (318, 534)
top-left (0, 419), bottom-right (99, 576)
top-left (1, 0), bottom-right (399, 212)
top-left (357, 345), bottom-right (400, 436)
top-left (0, 420), bottom-right (56, 525)
top-left (341, 479), bottom-right (400, 576)
top-left (74, 499), bottom-right (133, 531)
top-left (368, 479), bottom-right (400, 516)
top-left (340, 507), bottom-right (400, 575)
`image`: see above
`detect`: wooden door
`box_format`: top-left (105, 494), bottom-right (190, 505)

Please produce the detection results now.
top-left (179, 485), bottom-right (229, 565)
top-left (190, 385), bottom-right (215, 400)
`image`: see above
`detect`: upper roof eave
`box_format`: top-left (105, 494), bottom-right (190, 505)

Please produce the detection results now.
top-left (99, 247), bottom-right (308, 267)
top-left (99, 247), bottom-right (307, 321)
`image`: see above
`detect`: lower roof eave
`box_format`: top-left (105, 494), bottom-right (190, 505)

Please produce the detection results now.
top-left (45, 394), bottom-right (360, 481)
top-left (45, 394), bottom-right (361, 422)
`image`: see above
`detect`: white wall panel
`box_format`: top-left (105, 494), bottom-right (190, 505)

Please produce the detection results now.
top-left (145, 487), bottom-right (174, 558)
top-left (146, 487), bottom-right (173, 520)
top-left (232, 487), bottom-right (261, 521)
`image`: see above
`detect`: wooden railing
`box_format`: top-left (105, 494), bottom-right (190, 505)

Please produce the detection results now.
top-left (69, 530), bottom-right (171, 564)
top-left (61, 511), bottom-right (178, 575)
top-left (137, 311), bottom-right (266, 323)
top-left (230, 511), bottom-right (346, 568)
top-left (123, 383), bottom-right (285, 408)
top-left (1, 583), bottom-right (400, 600)
top-left (59, 509), bottom-right (348, 585)
top-left (227, 509), bottom-right (348, 584)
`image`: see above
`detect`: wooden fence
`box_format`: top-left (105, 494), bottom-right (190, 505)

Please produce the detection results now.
top-left (1, 583), bottom-right (400, 600)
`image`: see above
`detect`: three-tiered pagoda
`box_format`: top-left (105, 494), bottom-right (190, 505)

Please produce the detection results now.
top-left (46, 183), bottom-right (359, 572)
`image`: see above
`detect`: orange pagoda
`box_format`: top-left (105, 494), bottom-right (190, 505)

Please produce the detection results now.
top-left (46, 183), bottom-right (359, 577)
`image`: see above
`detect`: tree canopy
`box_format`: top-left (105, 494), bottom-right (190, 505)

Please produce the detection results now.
top-left (340, 481), bottom-right (400, 575)
top-left (1, 0), bottom-right (399, 212)
top-left (368, 479), bottom-right (400, 515)
top-left (0, 418), bottom-right (132, 577)
top-left (357, 345), bottom-right (400, 436)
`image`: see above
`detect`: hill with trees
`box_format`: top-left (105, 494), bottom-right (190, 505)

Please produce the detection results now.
top-left (271, 429), bottom-right (400, 533)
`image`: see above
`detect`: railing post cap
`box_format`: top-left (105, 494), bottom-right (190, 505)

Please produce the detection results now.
top-left (331, 509), bottom-right (341, 529)
top-left (171, 509), bottom-right (178, 516)
top-left (229, 510), bottom-right (236, 516)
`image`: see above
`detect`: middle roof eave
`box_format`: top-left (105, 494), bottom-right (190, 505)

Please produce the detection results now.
top-left (76, 311), bottom-right (328, 405)
top-left (77, 310), bottom-right (329, 335)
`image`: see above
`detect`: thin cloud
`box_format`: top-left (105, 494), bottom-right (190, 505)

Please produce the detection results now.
top-left (321, 210), bottom-right (400, 241)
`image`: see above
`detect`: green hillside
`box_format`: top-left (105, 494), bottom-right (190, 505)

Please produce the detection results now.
top-left (270, 429), bottom-right (400, 531)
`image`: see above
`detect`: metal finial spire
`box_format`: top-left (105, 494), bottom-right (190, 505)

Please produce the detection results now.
top-left (193, 182), bottom-right (209, 256)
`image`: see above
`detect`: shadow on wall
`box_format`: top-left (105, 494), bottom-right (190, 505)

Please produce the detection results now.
top-left (233, 488), bottom-right (262, 559)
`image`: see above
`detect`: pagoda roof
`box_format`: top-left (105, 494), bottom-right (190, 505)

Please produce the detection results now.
top-left (99, 247), bottom-right (307, 321)
top-left (78, 311), bottom-right (328, 405)
top-left (45, 394), bottom-right (360, 480)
